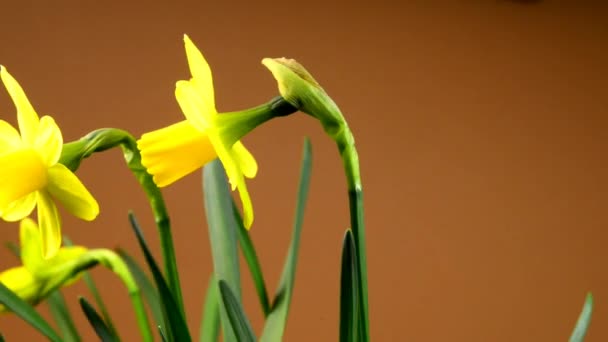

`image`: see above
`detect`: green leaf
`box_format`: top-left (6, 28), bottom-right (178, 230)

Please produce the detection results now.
top-left (260, 138), bottom-right (312, 341)
top-left (233, 201), bottom-right (271, 317)
top-left (48, 290), bottom-right (81, 342)
top-left (218, 280), bottom-right (256, 342)
top-left (202, 160), bottom-right (242, 342)
top-left (159, 327), bottom-right (169, 342)
top-left (569, 292), bottom-right (593, 342)
top-left (339, 230), bottom-right (360, 342)
top-left (129, 212), bottom-right (192, 342)
top-left (0, 282), bottom-right (62, 342)
top-left (117, 248), bottom-right (164, 329)
top-left (200, 274), bottom-right (220, 342)
top-left (79, 297), bottom-right (118, 342)
top-left (64, 237), bottom-right (119, 340)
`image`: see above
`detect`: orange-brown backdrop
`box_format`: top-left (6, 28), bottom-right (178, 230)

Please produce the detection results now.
top-left (0, 1), bottom-right (606, 341)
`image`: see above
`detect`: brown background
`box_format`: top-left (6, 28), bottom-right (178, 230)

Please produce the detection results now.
top-left (0, 1), bottom-right (607, 341)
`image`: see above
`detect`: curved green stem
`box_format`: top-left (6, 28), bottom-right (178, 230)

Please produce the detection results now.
top-left (60, 129), bottom-right (185, 317)
top-left (80, 249), bottom-right (154, 342)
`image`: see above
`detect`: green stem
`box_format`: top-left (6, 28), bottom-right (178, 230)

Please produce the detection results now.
top-left (261, 56), bottom-right (371, 340)
top-left (337, 129), bottom-right (369, 342)
top-left (60, 129), bottom-right (185, 317)
top-left (82, 249), bottom-right (154, 342)
top-left (217, 96), bottom-right (297, 146)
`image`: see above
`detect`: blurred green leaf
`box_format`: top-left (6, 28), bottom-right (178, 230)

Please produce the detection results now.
top-left (200, 274), bottom-right (220, 342)
top-left (0, 282), bottom-right (62, 342)
top-left (129, 212), bottom-right (192, 342)
top-left (218, 280), bottom-right (256, 342)
top-left (570, 292), bottom-right (593, 342)
top-left (339, 230), bottom-right (360, 342)
top-left (233, 200), bottom-right (271, 317)
top-left (159, 326), bottom-right (169, 342)
top-left (48, 290), bottom-right (81, 342)
top-left (79, 297), bottom-right (118, 342)
top-left (203, 160), bottom-right (242, 342)
top-left (117, 248), bottom-right (164, 328)
top-left (260, 138), bottom-right (312, 341)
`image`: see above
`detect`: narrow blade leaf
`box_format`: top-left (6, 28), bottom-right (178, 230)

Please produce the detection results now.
top-left (202, 160), bottom-right (242, 342)
top-left (79, 297), bottom-right (118, 342)
top-left (218, 280), bottom-right (256, 342)
top-left (48, 290), bottom-right (81, 342)
top-left (569, 292), bottom-right (593, 342)
top-left (0, 282), bottom-right (62, 342)
top-left (200, 274), bottom-right (220, 342)
top-left (233, 200), bottom-right (271, 317)
top-left (260, 138), bottom-right (312, 341)
top-left (339, 230), bottom-right (360, 342)
top-left (159, 326), bottom-right (169, 342)
top-left (129, 212), bottom-right (192, 342)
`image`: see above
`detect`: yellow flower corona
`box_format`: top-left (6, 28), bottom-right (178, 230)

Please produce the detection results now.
top-left (0, 66), bottom-right (99, 258)
top-left (138, 35), bottom-right (258, 228)
top-left (0, 219), bottom-right (87, 312)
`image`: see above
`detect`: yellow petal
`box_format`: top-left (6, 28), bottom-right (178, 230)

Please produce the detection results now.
top-left (33, 116), bottom-right (63, 167)
top-left (0, 66), bottom-right (40, 145)
top-left (235, 175), bottom-right (254, 229)
top-left (0, 148), bottom-right (47, 210)
top-left (208, 133), bottom-right (240, 190)
top-left (0, 120), bottom-right (22, 150)
top-left (183, 34), bottom-right (216, 110)
top-left (0, 267), bottom-right (39, 311)
top-left (19, 218), bottom-right (43, 272)
top-left (231, 141), bottom-right (258, 179)
top-left (138, 120), bottom-right (217, 187)
top-left (2, 192), bottom-right (37, 222)
top-left (46, 163), bottom-right (99, 221)
top-left (36, 190), bottom-right (61, 259)
top-left (175, 80), bottom-right (214, 131)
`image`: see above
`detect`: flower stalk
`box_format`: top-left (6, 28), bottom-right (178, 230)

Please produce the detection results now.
top-left (59, 128), bottom-right (185, 316)
top-left (263, 57), bottom-right (370, 341)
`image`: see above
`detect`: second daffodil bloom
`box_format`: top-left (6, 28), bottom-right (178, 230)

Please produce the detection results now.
top-left (0, 218), bottom-right (87, 312)
top-left (138, 35), bottom-right (259, 228)
top-left (0, 66), bottom-right (99, 258)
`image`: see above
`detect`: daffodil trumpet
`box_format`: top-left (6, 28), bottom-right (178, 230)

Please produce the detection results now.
top-left (0, 218), bottom-right (153, 341)
top-left (137, 35), bottom-right (297, 230)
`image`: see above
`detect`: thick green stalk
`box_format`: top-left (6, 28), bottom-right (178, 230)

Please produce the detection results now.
top-left (339, 131), bottom-right (369, 342)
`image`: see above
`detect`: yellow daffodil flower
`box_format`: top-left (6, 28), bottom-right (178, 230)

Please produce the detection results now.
top-left (138, 35), bottom-right (258, 228)
top-left (0, 218), bottom-right (87, 312)
top-left (0, 66), bottom-right (99, 258)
